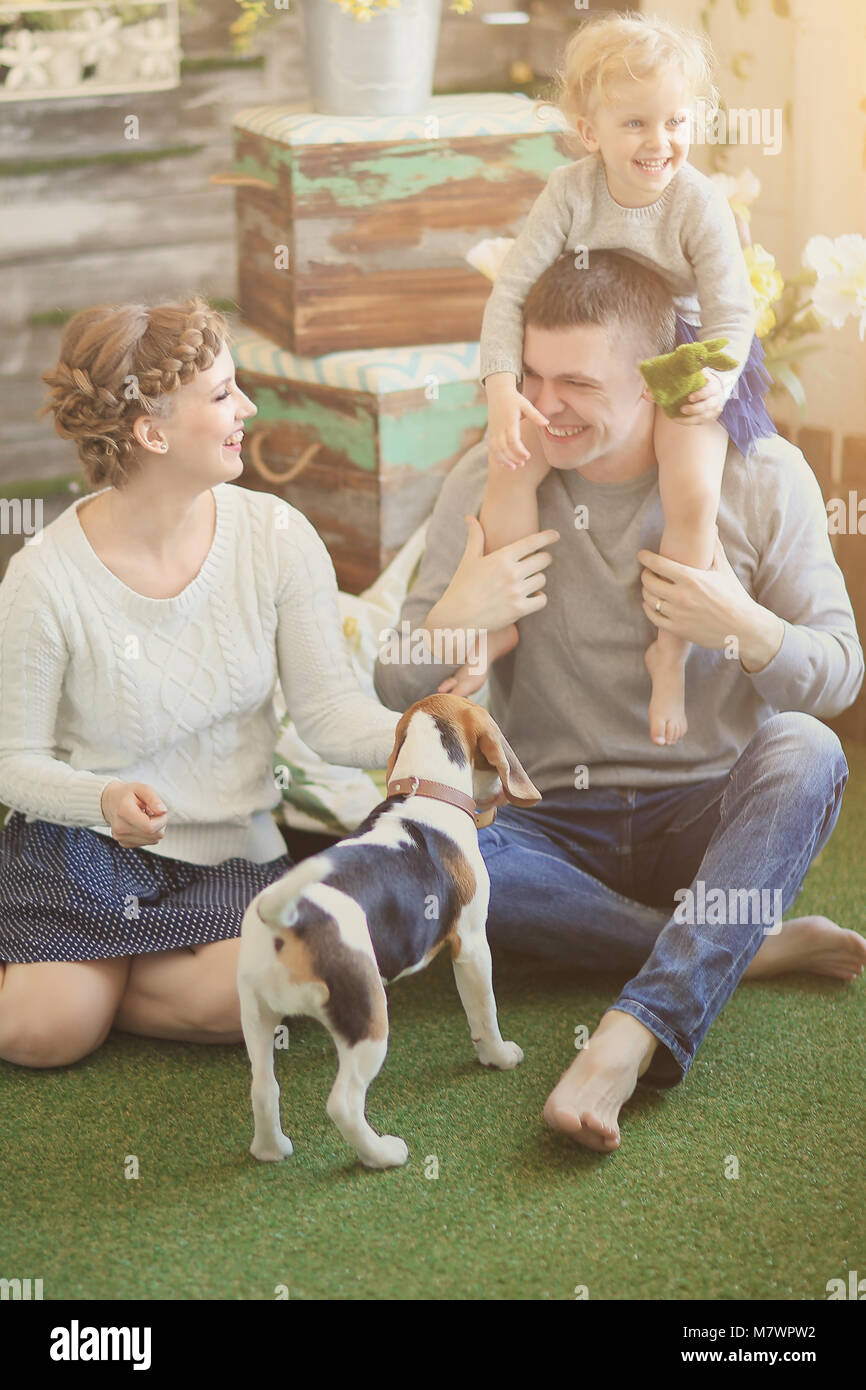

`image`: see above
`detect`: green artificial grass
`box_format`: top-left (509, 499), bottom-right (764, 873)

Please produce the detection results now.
top-left (2, 750), bottom-right (865, 1302)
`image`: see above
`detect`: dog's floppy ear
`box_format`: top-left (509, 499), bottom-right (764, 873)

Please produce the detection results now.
top-left (474, 712), bottom-right (541, 807)
top-left (385, 710), bottom-right (412, 784)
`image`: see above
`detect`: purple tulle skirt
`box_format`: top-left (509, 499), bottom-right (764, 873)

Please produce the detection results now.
top-left (675, 316), bottom-right (775, 458)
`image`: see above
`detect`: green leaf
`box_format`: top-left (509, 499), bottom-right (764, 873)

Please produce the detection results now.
top-left (763, 343), bottom-right (823, 366)
top-left (771, 363), bottom-right (808, 417)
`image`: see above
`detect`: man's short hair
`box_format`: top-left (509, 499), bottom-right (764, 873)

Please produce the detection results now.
top-left (523, 250), bottom-right (677, 363)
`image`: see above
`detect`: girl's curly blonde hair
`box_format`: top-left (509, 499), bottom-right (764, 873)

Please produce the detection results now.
top-left (40, 296), bottom-right (230, 489)
top-left (539, 9), bottom-right (719, 156)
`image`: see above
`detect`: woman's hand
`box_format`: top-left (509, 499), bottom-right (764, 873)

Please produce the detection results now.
top-left (639, 536), bottom-right (784, 671)
top-left (426, 514), bottom-right (560, 639)
top-left (100, 781), bottom-right (168, 848)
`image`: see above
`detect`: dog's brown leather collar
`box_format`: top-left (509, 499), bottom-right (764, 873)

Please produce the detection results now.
top-left (386, 775), bottom-right (498, 830)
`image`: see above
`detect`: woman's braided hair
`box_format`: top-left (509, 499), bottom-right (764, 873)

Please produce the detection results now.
top-left (40, 296), bottom-right (230, 488)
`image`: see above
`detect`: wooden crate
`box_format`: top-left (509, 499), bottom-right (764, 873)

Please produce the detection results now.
top-left (227, 93), bottom-right (572, 357)
top-left (231, 327), bottom-right (486, 594)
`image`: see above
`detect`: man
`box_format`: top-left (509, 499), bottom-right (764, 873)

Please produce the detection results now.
top-left (373, 250), bottom-right (865, 1154)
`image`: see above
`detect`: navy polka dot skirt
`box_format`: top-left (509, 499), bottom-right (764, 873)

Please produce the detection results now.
top-left (0, 812), bottom-right (295, 965)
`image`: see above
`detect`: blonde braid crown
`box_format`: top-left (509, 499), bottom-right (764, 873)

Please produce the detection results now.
top-left (40, 296), bottom-right (229, 489)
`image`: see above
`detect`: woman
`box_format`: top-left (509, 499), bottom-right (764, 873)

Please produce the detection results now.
top-left (0, 297), bottom-right (399, 1068)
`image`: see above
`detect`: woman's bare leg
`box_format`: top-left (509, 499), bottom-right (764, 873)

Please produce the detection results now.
top-left (113, 937), bottom-right (244, 1044)
top-left (0, 955), bottom-right (132, 1068)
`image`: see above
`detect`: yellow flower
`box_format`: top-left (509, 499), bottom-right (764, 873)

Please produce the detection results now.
top-left (744, 244), bottom-right (784, 338)
top-left (327, 0), bottom-right (473, 16)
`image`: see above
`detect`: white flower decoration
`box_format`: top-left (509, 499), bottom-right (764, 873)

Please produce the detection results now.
top-left (72, 8), bottom-right (122, 65)
top-left (804, 233), bottom-right (866, 340)
top-left (465, 236), bottom-right (515, 282)
top-left (710, 168), bottom-right (761, 211)
top-left (127, 18), bottom-right (178, 80)
top-left (0, 28), bottom-right (52, 90)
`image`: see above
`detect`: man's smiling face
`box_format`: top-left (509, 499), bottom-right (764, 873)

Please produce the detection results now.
top-left (519, 321), bottom-right (656, 483)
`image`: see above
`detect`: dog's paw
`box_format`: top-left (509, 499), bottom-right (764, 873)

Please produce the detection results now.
top-left (477, 1040), bottom-right (524, 1070)
top-left (250, 1132), bottom-right (294, 1163)
top-left (359, 1134), bottom-right (409, 1170)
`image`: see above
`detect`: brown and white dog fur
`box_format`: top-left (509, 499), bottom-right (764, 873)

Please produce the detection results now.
top-left (237, 694), bottom-right (541, 1169)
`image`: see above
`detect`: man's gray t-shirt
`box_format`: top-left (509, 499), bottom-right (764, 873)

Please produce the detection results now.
top-left (374, 435), bottom-right (863, 792)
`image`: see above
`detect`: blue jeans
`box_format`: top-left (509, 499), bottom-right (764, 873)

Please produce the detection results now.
top-left (478, 713), bottom-right (848, 1088)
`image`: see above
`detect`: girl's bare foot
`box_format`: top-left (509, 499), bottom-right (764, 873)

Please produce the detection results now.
top-left (645, 639), bottom-right (687, 747)
top-left (542, 1010), bottom-right (657, 1154)
top-left (745, 915), bottom-right (866, 982)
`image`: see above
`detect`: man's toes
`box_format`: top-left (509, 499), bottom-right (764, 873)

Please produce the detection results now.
top-left (544, 1097), bottom-right (621, 1152)
top-left (577, 1111), bottom-right (621, 1152)
top-left (543, 1095), bottom-right (582, 1137)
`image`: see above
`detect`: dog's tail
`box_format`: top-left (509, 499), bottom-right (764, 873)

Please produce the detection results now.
top-left (255, 854), bottom-right (333, 930)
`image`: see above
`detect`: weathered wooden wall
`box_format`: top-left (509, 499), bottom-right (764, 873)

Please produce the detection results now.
top-left (0, 0), bottom-right (588, 488)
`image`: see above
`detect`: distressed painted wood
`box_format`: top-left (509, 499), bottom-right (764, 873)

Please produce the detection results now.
top-left (2, 148), bottom-right (236, 261)
top-left (0, 61), bottom-right (271, 164)
top-left (234, 367), bottom-right (487, 594)
top-left (1, 240), bottom-right (233, 330)
top-left (233, 125), bottom-right (573, 355)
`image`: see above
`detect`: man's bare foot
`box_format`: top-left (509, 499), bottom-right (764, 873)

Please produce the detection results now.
top-left (744, 915), bottom-right (866, 982)
top-left (645, 640), bottom-right (687, 746)
top-left (543, 1009), bottom-right (658, 1154)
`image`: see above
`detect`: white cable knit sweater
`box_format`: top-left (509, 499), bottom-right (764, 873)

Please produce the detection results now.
top-left (0, 483), bottom-right (400, 865)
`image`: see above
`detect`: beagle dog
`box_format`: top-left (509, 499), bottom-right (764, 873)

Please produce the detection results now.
top-left (237, 693), bottom-right (541, 1169)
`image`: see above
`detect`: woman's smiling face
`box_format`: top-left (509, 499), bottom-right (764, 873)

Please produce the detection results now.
top-left (139, 343), bottom-right (257, 482)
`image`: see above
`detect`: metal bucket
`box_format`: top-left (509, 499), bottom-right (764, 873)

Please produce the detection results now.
top-left (299, 0), bottom-right (443, 117)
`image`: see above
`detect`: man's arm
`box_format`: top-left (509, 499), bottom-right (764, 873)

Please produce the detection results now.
top-left (373, 443), bottom-right (559, 711)
top-left (742, 452), bottom-right (864, 717)
top-left (374, 447), bottom-right (488, 710)
top-left (639, 442), bottom-right (864, 719)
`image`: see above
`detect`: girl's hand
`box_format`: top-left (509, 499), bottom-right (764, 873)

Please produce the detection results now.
top-left (674, 369), bottom-right (726, 425)
top-left (101, 780), bottom-right (168, 848)
top-left (486, 379), bottom-right (549, 468)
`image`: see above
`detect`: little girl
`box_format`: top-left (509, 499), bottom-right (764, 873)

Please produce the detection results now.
top-left (446, 10), bottom-right (774, 746)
